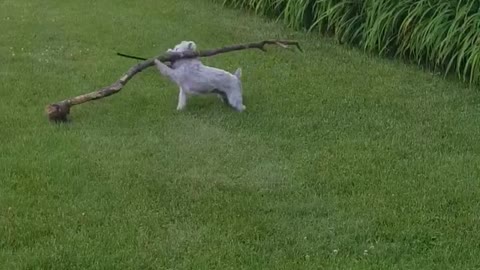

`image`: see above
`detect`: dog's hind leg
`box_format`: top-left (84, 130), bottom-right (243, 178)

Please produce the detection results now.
top-left (225, 90), bottom-right (246, 112)
top-left (211, 89), bottom-right (229, 105)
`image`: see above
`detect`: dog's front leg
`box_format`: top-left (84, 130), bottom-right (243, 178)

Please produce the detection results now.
top-left (154, 59), bottom-right (177, 81)
top-left (177, 87), bottom-right (187, 111)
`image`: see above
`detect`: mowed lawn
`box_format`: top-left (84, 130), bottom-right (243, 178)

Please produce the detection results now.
top-left (1, 0), bottom-right (480, 269)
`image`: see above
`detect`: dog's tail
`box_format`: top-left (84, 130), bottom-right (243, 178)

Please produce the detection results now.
top-left (116, 52), bottom-right (147, 61)
top-left (233, 68), bottom-right (242, 79)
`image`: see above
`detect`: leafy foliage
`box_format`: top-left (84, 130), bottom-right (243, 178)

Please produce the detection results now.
top-left (217, 0), bottom-right (480, 85)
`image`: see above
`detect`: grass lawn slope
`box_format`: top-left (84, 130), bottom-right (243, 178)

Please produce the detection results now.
top-left (1, 0), bottom-right (480, 269)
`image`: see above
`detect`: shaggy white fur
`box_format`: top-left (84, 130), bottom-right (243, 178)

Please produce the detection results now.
top-left (154, 41), bottom-right (245, 112)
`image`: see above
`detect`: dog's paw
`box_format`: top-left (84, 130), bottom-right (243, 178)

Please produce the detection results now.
top-left (235, 105), bottom-right (246, 112)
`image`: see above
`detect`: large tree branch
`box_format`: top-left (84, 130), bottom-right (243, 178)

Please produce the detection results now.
top-left (45, 39), bottom-right (302, 122)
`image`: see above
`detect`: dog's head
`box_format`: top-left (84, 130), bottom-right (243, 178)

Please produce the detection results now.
top-left (167, 41), bottom-right (197, 53)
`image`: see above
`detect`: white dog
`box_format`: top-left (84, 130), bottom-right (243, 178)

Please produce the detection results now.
top-left (153, 41), bottom-right (246, 112)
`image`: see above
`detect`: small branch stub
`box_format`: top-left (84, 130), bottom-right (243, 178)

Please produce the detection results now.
top-left (46, 39), bottom-right (302, 122)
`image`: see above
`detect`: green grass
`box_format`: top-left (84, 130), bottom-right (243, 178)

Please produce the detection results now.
top-left (1, 0), bottom-right (480, 269)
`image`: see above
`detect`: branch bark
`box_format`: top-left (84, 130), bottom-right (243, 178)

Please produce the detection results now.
top-left (45, 40), bottom-right (302, 122)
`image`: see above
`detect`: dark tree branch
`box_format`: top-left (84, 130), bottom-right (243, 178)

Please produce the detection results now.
top-left (45, 39), bottom-right (302, 122)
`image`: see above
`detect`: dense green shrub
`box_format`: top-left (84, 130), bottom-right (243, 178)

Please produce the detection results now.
top-left (218, 0), bottom-right (480, 86)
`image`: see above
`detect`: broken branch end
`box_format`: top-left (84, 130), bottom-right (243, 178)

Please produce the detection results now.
top-left (46, 102), bottom-right (71, 122)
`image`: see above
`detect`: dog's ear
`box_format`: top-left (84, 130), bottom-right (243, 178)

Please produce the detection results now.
top-left (187, 41), bottom-right (197, 51)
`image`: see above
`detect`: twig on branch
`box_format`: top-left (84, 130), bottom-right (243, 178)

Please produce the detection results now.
top-left (116, 52), bottom-right (147, 61)
top-left (45, 40), bottom-right (302, 122)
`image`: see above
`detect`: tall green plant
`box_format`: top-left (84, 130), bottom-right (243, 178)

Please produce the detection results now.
top-left (216, 0), bottom-right (480, 86)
